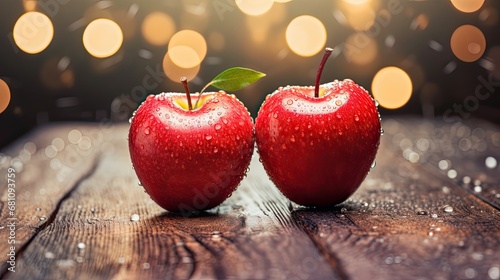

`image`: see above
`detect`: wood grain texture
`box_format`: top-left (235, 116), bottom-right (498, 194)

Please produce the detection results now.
top-left (0, 123), bottom-right (104, 274)
top-left (383, 118), bottom-right (500, 209)
top-left (0, 118), bottom-right (499, 280)
top-left (293, 118), bottom-right (500, 280)
top-left (3, 124), bottom-right (335, 280)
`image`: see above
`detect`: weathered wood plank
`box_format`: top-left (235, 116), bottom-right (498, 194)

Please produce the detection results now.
top-left (0, 123), bottom-right (104, 275)
top-left (2, 119), bottom-right (499, 280)
top-left (5, 124), bottom-right (335, 280)
top-left (293, 118), bottom-right (500, 280)
top-left (383, 118), bottom-right (500, 209)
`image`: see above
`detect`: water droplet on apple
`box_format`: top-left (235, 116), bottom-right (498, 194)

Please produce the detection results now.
top-left (259, 157), bottom-right (263, 163)
top-left (179, 141), bottom-right (183, 147)
top-left (374, 100), bottom-right (379, 107)
top-left (354, 115), bottom-right (359, 122)
top-left (336, 114), bottom-right (341, 119)
top-left (222, 119), bottom-right (228, 124)
top-left (213, 99), bottom-right (219, 103)
top-left (206, 135), bottom-right (212, 140)
top-left (286, 99), bottom-right (293, 105)
top-left (287, 118), bottom-right (291, 123)
top-left (380, 128), bottom-right (384, 135)
top-left (290, 136), bottom-right (295, 142)
top-left (335, 100), bottom-right (343, 106)
top-left (282, 144), bottom-right (287, 150)
top-left (236, 135), bottom-right (240, 140)
top-left (144, 127), bottom-right (150, 135)
top-left (215, 124), bottom-right (221, 130)
top-left (338, 130), bottom-right (343, 135)
top-left (273, 112), bottom-right (278, 118)
top-left (213, 147), bottom-right (218, 153)
top-left (128, 117), bottom-right (133, 124)
top-left (371, 160), bottom-right (376, 169)
top-left (307, 123), bottom-right (312, 129)
top-left (294, 126), bottom-right (299, 131)
top-left (310, 141), bottom-right (314, 146)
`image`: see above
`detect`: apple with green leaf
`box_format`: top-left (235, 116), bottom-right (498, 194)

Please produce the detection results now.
top-left (129, 68), bottom-right (265, 214)
top-left (255, 48), bottom-right (381, 207)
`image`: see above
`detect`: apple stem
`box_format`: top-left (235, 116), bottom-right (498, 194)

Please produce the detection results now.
top-left (315, 47), bottom-right (333, 98)
top-left (180, 77), bottom-right (193, 111)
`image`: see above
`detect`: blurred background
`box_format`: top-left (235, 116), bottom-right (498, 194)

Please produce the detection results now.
top-left (1, 0), bottom-right (499, 148)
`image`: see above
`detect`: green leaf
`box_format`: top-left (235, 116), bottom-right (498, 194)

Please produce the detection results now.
top-left (208, 67), bottom-right (266, 92)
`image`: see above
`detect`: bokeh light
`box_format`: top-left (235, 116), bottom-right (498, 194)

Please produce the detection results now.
top-left (344, 33), bottom-right (377, 65)
top-left (168, 45), bottom-right (200, 68)
top-left (23, 0), bottom-right (37, 11)
top-left (411, 14), bottom-right (429, 31)
top-left (142, 12), bottom-right (176, 46)
top-left (82, 5), bottom-right (113, 26)
top-left (83, 18), bottom-right (123, 58)
top-left (372, 67), bottom-right (413, 109)
top-left (163, 52), bottom-right (200, 83)
top-left (286, 15), bottom-right (326, 57)
top-left (13, 12), bottom-right (54, 54)
top-left (450, 25), bottom-right (486, 62)
top-left (110, 10), bottom-right (137, 42)
top-left (0, 79), bottom-right (11, 114)
top-left (236, 0), bottom-right (274, 16)
top-left (450, 0), bottom-right (485, 13)
top-left (168, 30), bottom-right (207, 67)
top-left (343, 0), bottom-right (370, 4)
top-left (245, 3), bottom-right (286, 44)
top-left (341, 1), bottom-right (376, 31)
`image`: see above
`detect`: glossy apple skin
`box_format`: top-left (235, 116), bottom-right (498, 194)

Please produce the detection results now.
top-left (255, 79), bottom-right (381, 207)
top-left (129, 91), bottom-right (254, 213)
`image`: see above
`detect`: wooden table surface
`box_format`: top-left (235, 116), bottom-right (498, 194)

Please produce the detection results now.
top-left (0, 118), bottom-right (499, 280)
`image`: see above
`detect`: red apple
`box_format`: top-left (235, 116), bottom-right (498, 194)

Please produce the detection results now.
top-left (255, 48), bottom-right (381, 207)
top-left (128, 80), bottom-right (254, 213)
